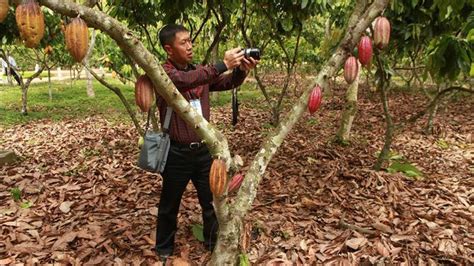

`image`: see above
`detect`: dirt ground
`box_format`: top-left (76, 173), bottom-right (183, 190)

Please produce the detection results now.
top-left (0, 85), bottom-right (472, 265)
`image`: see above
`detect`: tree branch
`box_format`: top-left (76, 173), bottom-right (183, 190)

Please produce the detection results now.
top-left (38, 0), bottom-right (233, 164)
top-left (192, 7), bottom-right (211, 43)
top-left (407, 86), bottom-right (474, 123)
top-left (232, 0), bottom-right (390, 218)
top-left (85, 65), bottom-right (144, 136)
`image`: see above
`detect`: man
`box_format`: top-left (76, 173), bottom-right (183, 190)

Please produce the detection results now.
top-left (155, 24), bottom-right (258, 260)
top-left (1, 55), bottom-right (21, 85)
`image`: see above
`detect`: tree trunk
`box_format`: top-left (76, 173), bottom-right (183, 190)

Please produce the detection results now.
top-left (271, 106), bottom-right (280, 126)
top-left (425, 102), bottom-right (438, 134)
top-left (336, 68), bottom-right (360, 143)
top-left (150, 104), bottom-right (160, 132)
top-left (20, 65), bottom-right (44, 115)
top-left (85, 29), bottom-right (97, 98)
top-left (48, 68), bottom-right (52, 101)
top-left (374, 53), bottom-right (393, 171)
top-left (209, 214), bottom-right (242, 265)
top-left (86, 68), bottom-right (94, 97)
top-left (21, 87), bottom-right (28, 115)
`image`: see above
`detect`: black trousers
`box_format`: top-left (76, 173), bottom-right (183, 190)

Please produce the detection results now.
top-left (4, 68), bottom-right (21, 85)
top-left (155, 143), bottom-right (218, 255)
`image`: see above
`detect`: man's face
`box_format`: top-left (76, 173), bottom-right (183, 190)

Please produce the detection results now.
top-left (165, 31), bottom-right (193, 66)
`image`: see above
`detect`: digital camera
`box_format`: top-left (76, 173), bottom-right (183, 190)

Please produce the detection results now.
top-left (243, 48), bottom-right (261, 60)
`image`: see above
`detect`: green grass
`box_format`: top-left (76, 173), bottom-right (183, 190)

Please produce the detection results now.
top-left (210, 83), bottom-right (265, 107)
top-left (21, 71), bottom-right (50, 79)
top-left (0, 79), bottom-right (136, 127)
top-left (0, 79), bottom-right (266, 128)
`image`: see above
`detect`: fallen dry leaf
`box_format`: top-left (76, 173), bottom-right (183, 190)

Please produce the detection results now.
top-left (59, 201), bottom-right (73, 213)
top-left (0, 86), bottom-right (472, 265)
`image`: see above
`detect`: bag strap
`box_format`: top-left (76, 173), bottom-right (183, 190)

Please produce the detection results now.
top-left (162, 106), bottom-right (173, 132)
top-left (145, 106), bottom-right (173, 133)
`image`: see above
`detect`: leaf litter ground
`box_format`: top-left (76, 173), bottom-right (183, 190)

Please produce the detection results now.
top-left (0, 87), bottom-right (472, 265)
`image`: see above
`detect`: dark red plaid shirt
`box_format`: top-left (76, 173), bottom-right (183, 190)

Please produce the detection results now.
top-left (157, 59), bottom-right (247, 143)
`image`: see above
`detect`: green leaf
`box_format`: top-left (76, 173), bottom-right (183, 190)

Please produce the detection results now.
top-left (239, 253), bottom-right (251, 266)
top-left (470, 63), bottom-right (474, 76)
top-left (20, 201), bottom-right (32, 209)
top-left (302, 0), bottom-right (309, 9)
top-left (10, 187), bottom-right (21, 201)
top-left (387, 161), bottom-right (423, 177)
top-left (191, 224), bottom-right (204, 242)
top-left (281, 16), bottom-right (294, 32)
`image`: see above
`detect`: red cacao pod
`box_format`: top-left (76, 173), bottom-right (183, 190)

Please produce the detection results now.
top-left (228, 173), bottom-right (244, 193)
top-left (374, 16), bottom-right (390, 49)
top-left (15, 0), bottom-right (45, 48)
top-left (0, 0), bottom-right (9, 23)
top-left (134, 75), bottom-right (155, 112)
top-left (209, 159), bottom-right (227, 197)
top-left (65, 17), bottom-right (89, 62)
top-left (308, 85), bottom-right (322, 114)
top-left (357, 36), bottom-right (372, 66)
top-left (344, 56), bottom-right (359, 84)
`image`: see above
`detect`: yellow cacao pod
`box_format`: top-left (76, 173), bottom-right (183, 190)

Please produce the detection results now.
top-left (0, 0), bottom-right (9, 23)
top-left (65, 17), bottom-right (89, 62)
top-left (15, 0), bottom-right (45, 48)
top-left (209, 159), bottom-right (227, 197)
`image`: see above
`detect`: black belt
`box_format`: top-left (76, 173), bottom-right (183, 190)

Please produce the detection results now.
top-left (171, 140), bottom-right (205, 150)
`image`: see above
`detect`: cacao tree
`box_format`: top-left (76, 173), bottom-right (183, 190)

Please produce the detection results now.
top-left (371, 0), bottom-right (473, 168)
top-left (239, 0), bottom-right (330, 125)
top-left (31, 1), bottom-right (390, 264)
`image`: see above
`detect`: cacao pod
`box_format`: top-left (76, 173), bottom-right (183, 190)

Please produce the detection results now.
top-left (65, 17), bottom-right (89, 62)
top-left (344, 56), bottom-right (359, 84)
top-left (15, 0), bottom-right (45, 48)
top-left (0, 0), bottom-right (8, 23)
top-left (374, 16), bottom-right (390, 49)
top-left (44, 45), bottom-right (53, 55)
top-left (134, 75), bottom-right (155, 112)
top-left (228, 173), bottom-right (244, 193)
top-left (357, 36), bottom-right (372, 66)
top-left (308, 85), bottom-right (322, 114)
top-left (209, 159), bottom-right (227, 197)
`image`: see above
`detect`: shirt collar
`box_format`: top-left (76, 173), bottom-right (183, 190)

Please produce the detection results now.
top-left (166, 59), bottom-right (195, 71)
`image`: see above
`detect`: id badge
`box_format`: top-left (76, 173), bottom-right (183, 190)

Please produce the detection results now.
top-left (190, 99), bottom-right (203, 116)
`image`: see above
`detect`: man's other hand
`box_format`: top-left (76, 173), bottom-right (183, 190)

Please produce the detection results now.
top-left (223, 48), bottom-right (244, 70)
top-left (239, 57), bottom-right (258, 72)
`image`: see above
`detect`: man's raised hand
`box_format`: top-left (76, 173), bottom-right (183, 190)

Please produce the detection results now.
top-left (223, 48), bottom-right (244, 70)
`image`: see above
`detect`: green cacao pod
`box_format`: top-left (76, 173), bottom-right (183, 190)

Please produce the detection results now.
top-left (0, 0), bottom-right (9, 23)
top-left (65, 17), bottom-right (89, 62)
top-left (209, 159), bottom-right (227, 197)
top-left (134, 75), bottom-right (155, 112)
top-left (15, 0), bottom-right (45, 48)
top-left (308, 85), bottom-right (322, 114)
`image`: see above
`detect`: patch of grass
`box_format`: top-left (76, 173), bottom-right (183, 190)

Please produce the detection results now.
top-left (1, 79), bottom-right (268, 127)
top-left (0, 79), bottom-right (136, 127)
top-left (20, 71), bottom-right (50, 79)
top-left (436, 139), bottom-right (450, 149)
top-left (210, 83), bottom-right (264, 107)
top-left (10, 187), bottom-right (21, 201)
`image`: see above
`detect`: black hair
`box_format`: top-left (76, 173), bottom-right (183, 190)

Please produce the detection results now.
top-left (159, 24), bottom-right (189, 48)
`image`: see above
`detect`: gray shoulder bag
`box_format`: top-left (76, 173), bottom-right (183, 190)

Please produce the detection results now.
top-left (138, 107), bottom-right (172, 173)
